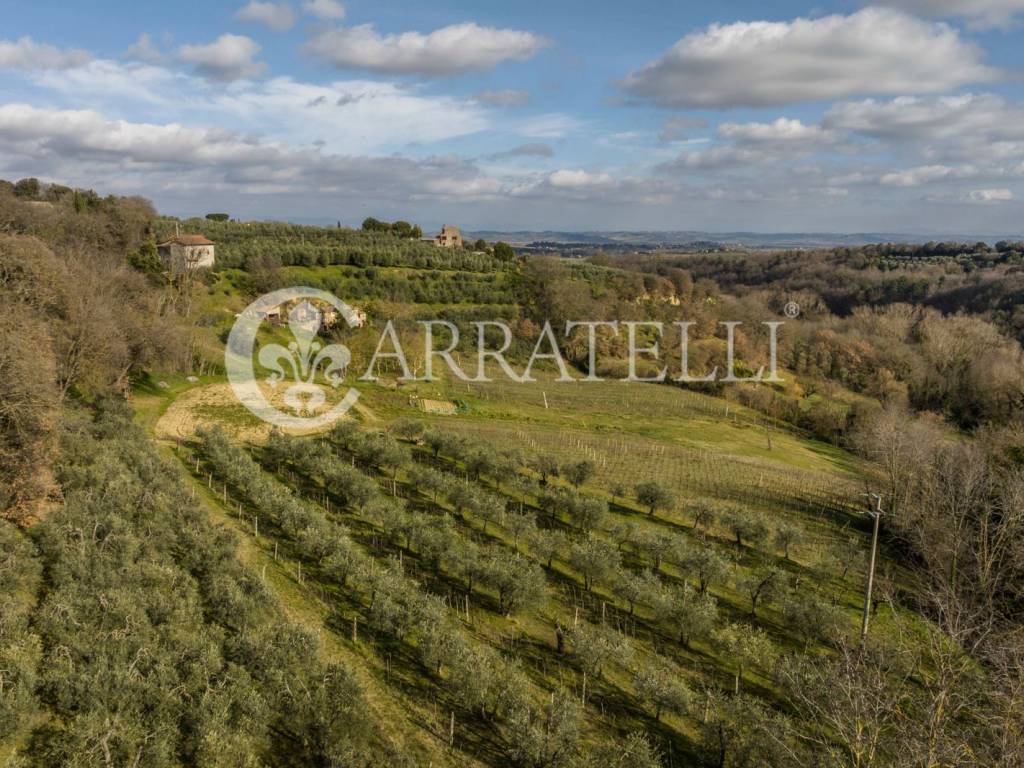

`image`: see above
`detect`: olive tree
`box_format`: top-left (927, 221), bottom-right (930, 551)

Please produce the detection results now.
top-left (564, 460), bottom-right (596, 489)
top-left (634, 658), bottom-right (691, 721)
top-left (740, 565), bottom-right (786, 618)
top-left (722, 507), bottom-right (769, 551)
top-left (713, 623), bottom-right (775, 694)
top-left (570, 535), bottom-right (621, 592)
top-left (635, 482), bottom-right (675, 517)
top-left (569, 623), bottom-right (632, 678)
top-left (507, 691), bottom-right (581, 768)
top-left (773, 521), bottom-right (806, 561)
top-left (662, 583), bottom-right (718, 648)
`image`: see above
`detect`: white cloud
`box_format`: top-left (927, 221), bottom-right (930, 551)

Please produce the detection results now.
top-left (474, 89), bottom-right (531, 107)
top-left (423, 176), bottom-right (503, 198)
top-left (620, 8), bottom-right (997, 108)
top-left (0, 37), bottom-right (92, 70)
top-left (304, 22), bottom-right (548, 75)
top-left (218, 77), bottom-right (489, 153)
top-left (548, 169), bottom-right (615, 188)
top-left (718, 118), bottom-right (835, 144)
top-left (302, 0), bottom-right (345, 20)
top-left (178, 34), bottom-right (266, 81)
top-left (124, 33), bottom-right (166, 64)
top-left (517, 113), bottom-right (580, 139)
top-left (862, 0), bottom-right (1024, 29)
top-left (659, 118), bottom-right (836, 173)
top-left (663, 145), bottom-right (773, 171)
top-left (235, 2), bottom-right (296, 32)
top-left (825, 94), bottom-right (1024, 141)
top-left (966, 188), bottom-right (1014, 202)
top-left (880, 164), bottom-right (971, 186)
top-left (0, 103), bottom-right (492, 200)
top-left (15, 53), bottom-right (490, 155)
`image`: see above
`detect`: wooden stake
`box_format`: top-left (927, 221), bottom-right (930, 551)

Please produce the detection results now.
top-left (352, 615), bottom-right (358, 643)
top-left (449, 711), bottom-right (455, 748)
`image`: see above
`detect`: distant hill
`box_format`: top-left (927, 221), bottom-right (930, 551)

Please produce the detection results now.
top-left (466, 230), bottom-right (1017, 250)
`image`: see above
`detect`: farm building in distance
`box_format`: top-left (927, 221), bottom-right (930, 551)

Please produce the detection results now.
top-left (158, 234), bottom-right (215, 271)
top-left (434, 225), bottom-right (463, 248)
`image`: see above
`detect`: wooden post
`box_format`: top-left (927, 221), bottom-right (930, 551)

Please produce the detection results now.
top-left (274, 541), bottom-right (278, 561)
top-left (352, 615), bottom-right (358, 643)
top-left (253, 516), bottom-right (258, 539)
top-left (449, 711), bottom-right (455, 748)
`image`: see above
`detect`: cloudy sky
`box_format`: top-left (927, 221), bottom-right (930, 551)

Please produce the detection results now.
top-left (2, 0), bottom-right (1024, 233)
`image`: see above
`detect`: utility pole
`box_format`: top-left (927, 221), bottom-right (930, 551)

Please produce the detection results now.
top-left (860, 493), bottom-right (885, 647)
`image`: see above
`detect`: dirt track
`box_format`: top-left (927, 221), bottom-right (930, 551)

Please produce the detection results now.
top-left (154, 382), bottom-right (363, 444)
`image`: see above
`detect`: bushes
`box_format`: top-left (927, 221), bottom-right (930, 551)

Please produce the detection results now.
top-left (0, 522), bottom-right (42, 740)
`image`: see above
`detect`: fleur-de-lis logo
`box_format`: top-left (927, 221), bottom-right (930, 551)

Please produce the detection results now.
top-left (226, 287), bottom-right (361, 429)
top-left (259, 301), bottom-right (351, 415)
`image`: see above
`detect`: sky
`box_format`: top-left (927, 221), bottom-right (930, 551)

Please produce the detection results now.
top-left (2, 0), bottom-right (1024, 234)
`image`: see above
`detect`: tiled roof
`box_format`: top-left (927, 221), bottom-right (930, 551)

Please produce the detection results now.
top-left (159, 234), bottom-right (215, 246)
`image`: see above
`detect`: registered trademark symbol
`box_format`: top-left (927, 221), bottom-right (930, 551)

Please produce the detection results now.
top-left (783, 301), bottom-right (801, 319)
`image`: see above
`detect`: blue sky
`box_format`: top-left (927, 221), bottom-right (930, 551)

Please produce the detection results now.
top-left (2, 0), bottom-right (1024, 233)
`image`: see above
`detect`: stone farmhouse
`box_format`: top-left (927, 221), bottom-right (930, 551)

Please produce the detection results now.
top-left (157, 234), bottom-right (215, 271)
top-left (434, 225), bottom-right (463, 248)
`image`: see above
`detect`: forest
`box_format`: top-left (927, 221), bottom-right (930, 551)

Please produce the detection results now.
top-left (2, 178), bottom-right (1023, 767)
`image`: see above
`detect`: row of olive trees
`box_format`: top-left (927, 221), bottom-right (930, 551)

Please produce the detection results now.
top-left (201, 427), bottom-right (591, 764)
top-left (354, 422), bottom-right (917, 766)
top-left (335, 425), bottom-right (852, 708)
top-left (276, 433), bottom-right (551, 618)
top-left (24, 409), bottom-right (382, 767)
top-left (282, 429), bottom-right (735, 765)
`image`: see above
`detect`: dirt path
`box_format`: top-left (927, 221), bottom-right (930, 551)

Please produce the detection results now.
top-left (154, 381), bottom-right (377, 444)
